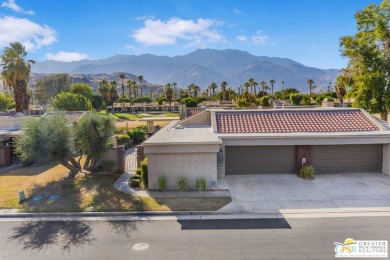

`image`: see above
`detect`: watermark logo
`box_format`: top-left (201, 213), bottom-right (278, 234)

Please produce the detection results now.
top-left (334, 238), bottom-right (388, 258)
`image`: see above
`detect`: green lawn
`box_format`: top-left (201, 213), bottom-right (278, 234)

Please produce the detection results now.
top-left (0, 163), bottom-right (231, 212)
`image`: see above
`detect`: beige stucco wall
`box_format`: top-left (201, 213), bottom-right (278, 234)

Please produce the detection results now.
top-left (147, 152), bottom-right (218, 190)
top-left (382, 144), bottom-right (390, 176)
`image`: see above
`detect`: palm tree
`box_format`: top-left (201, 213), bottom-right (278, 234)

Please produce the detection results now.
top-left (193, 85), bottom-right (200, 98)
top-left (248, 78), bottom-right (258, 95)
top-left (118, 73), bottom-right (126, 111)
top-left (179, 88), bottom-right (186, 99)
top-left (327, 82), bottom-right (332, 92)
top-left (281, 81), bottom-right (285, 90)
top-left (221, 81), bottom-right (228, 101)
top-left (109, 81), bottom-right (118, 104)
top-left (260, 81), bottom-right (267, 95)
top-left (307, 79), bottom-right (315, 95)
top-left (244, 82), bottom-right (250, 92)
top-left (98, 79), bottom-right (109, 111)
top-left (208, 82), bottom-right (217, 99)
top-left (164, 83), bottom-right (173, 111)
top-left (269, 79), bottom-right (275, 97)
top-left (205, 88), bottom-right (209, 98)
top-left (171, 82), bottom-right (177, 100)
top-left (187, 84), bottom-right (194, 97)
top-left (137, 75), bottom-right (144, 99)
top-left (1, 42), bottom-right (35, 113)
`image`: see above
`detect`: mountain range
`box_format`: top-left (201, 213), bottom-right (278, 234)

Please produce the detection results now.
top-left (31, 49), bottom-right (340, 93)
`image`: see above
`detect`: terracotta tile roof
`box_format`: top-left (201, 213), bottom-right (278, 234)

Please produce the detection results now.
top-left (187, 108), bottom-right (205, 117)
top-left (216, 110), bottom-right (380, 133)
top-left (43, 112), bottom-right (86, 123)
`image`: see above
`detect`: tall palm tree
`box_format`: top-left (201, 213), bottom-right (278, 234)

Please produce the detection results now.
top-left (118, 73), bottom-right (126, 111)
top-left (179, 88), bottom-right (186, 99)
top-left (1, 42), bottom-right (35, 113)
top-left (244, 82), bottom-right (250, 92)
top-left (137, 75), bottom-right (144, 99)
top-left (193, 85), bottom-right (200, 98)
top-left (221, 81), bottom-right (228, 101)
top-left (208, 82), bottom-right (217, 99)
top-left (327, 82), bottom-right (332, 92)
top-left (205, 88), bottom-right (209, 98)
top-left (98, 79), bottom-right (109, 111)
top-left (171, 82), bottom-right (177, 100)
top-left (281, 81), bottom-right (285, 90)
top-left (307, 79), bottom-right (315, 95)
top-left (164, 83), bottom-right (173, 111)
top-left (109, 81), bottom-right (118, 104)
top-left (260, 81), bottom-right (267, 95)
top-left (269, 79), bottom-right (275, 97)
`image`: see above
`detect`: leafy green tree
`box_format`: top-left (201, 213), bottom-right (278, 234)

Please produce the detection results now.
top-left (340, 1), bottom-right (390, 120)
top-left (51, 92), bottom-right (92, 111)
top-left (302, 94), bottom-right (311, 105)
top-left (0, 92), bottom-right (9, 111)
top-left (75, 112), bottom-right (115, 171)
top-left (1, 42), bottom-right (34, 113)
top-left (290, 93), bottom-right (304, 105)
top-left (70, 83), bottom-right (93, 101)
top-left (156, 96), bottom-right (168, 105)
top-left (92, 94), bottom-right (103, 111)
top-left (181, 97), bottom-right (198, 107)
top-left (15, 115), bottom-right (81, 177)
top-left (279, 88), bottom-right (300, 100)
top-left (257, 96), bottom-right (270, 107)
top-left (34, 73), bottom-right (72, 105)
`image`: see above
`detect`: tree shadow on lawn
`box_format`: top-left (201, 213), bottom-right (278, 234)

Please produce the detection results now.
top-left (2, 163), bottom-right (63, 177)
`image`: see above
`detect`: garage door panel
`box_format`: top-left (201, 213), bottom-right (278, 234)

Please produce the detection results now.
top-left (225, 146), bottom-right (296, 175)
top-left (312, 145), bottom-right (382, 174)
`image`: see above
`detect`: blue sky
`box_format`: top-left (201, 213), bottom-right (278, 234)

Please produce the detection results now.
top-left (0, 0), bottom-right (382, 69)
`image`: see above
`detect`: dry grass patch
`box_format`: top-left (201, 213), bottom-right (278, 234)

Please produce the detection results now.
top-left (0, 163), bottom-right (231, 212)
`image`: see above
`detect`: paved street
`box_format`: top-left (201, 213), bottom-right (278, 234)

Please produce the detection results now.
top-left (0, 215), bottom-right (388, 259)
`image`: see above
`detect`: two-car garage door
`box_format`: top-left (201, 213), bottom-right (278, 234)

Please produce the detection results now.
top-left (225, 145), bottom-right (382, 175)
top-left (225, 146), bottom-right (296, 175)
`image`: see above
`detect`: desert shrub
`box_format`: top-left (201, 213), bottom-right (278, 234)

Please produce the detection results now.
top-left (178, 176), bottom-right (188, 192)
top-left (116, 133), bottom-right (131, 145)
top-left (130, 179), bottom-right (140, 188)
top-left (158, 175), bottom-right (167, 191)
top-left (127, 128), bottom-right (146, 144)
top-left (196, 177), bottom-right (207, 192)
top-left (141, 158), bottom-right (148, 189)
top-left (101, 160), bottom-right (116, 173)
top-left (300, 165), bottom-right (315, 180)
top-left (132, 174), bottom-right (141, 180)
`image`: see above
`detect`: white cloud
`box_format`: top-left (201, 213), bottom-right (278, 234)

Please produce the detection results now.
top-left (0, 16), bottom-right (56, 51)
top-left (233, 8), bottom-right (242, 15)
top-left (132, 17), bottom-right (224, 46)
top-left (1, 0), bottom-right (34, 15)
top-left (124, 44), bottom-right (142, 53)
top-left (251, 31), bottom-right (269, 45)
top-left (134, 15), bottom-right (155, 21)
top-left (236, 36), bottom-right (247, 42)
top-left (45, 51), bottom-right (88, 62)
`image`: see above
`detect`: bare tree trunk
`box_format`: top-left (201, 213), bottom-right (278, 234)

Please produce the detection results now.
top-left (380, 111), bottom-right (388, 121)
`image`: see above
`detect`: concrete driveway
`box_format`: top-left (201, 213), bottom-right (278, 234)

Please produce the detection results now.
top-left (219, 173), bottom-right (390, 213)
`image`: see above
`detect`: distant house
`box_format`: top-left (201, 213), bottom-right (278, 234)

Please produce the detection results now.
top-left (143, 107), bottom-right (390, 190)
top-left (0, 112), bottom-right (31, 167)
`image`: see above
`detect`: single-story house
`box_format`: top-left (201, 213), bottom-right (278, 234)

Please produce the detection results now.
top-left (143, 107), bottom-right (390, 189)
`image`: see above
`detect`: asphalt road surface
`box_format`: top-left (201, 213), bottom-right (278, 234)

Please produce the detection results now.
top-left (0, 216), bottom-right (388, 260)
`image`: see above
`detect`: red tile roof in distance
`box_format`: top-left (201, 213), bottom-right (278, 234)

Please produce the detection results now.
top-left (216, 110), bottom-right (380, 133)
